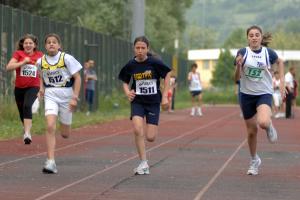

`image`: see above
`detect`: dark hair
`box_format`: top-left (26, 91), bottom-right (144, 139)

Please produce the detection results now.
top-left (191, 63), bottom-right (198, 69)
top-left (134, 36), bottom-right (149, 47)
top-left (17, 34), bottom-right (38, 51)
top-left (246, 25), bottom-right (272, 47)
top-left (44, 33), bottom-right (62, 50)
top-left (44, 33), bottom-right (62, 44)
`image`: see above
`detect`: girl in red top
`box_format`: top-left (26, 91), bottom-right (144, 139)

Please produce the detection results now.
top-left (6, 34), bottom-right (43, 144)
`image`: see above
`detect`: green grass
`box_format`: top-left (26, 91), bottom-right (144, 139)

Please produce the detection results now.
top-left (0, 87), bottom-right (241, 140)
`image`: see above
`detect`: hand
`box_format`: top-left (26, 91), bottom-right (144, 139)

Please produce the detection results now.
top-left (37, 89), bottom-right (44, 99)
top-left (23, 57), bottom-right (31, 64)
top-left (69, 98), bottom-right (78, 112)
top-left (161, 96), bottom-right (168, 110)
top-left (280, 83), bottom-right (287, 99)
top-left (236, 54), bottom-right (243, 68)
top-left (126, 90), bottom-right (136, 102)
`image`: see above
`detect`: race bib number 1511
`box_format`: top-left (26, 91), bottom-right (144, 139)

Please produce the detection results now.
top-left (136, 79), bottom-right (157, 95)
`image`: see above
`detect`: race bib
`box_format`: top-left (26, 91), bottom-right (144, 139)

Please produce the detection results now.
top-left (20, 64), bottom-right (37, 77)
top-left (136, 79), bottom-right (157, 95)
top-left (245, 67), bottom-right (264, 81)
top-left (43, 70), bottom-right (64, 86)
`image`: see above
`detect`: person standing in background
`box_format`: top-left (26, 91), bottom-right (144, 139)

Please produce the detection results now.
top-left (272, 71), bottom-right (285, 118)
top-left (84, 59), bottom-right (97, 116)
top-left (170, 73), bottom-right (177, 112)
top-left (6, 34), bottom-right (43, 145)
top-left (285, 66), bottom-right (296, 118)
top-left (188, 63), bottom-right (203, 116)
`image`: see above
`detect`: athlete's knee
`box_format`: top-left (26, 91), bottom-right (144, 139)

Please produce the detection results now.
top-left (47, 125), bottom-right (56, 135)
top-left (146, 135), bottom-right (156, 142)
top-left (133, 125), bottom-right (144, 137)
top-left (257, 119), bottom-right (270, 130)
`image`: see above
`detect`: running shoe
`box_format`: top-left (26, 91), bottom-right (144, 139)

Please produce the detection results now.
top-left (23, 133), bottom-right (32, 145)
top-left (197, 107), bottom-right (203, 116)
top-left (190, 108), bottom-right (195, 116)
top-left (247, 156), bottom-right (261, 176)
top-left (42, 159), bottom-right (58, 174)
top-left (134, 161), bottom-right (150, 175)
top-left (266, 123), bottom-right (278, 144)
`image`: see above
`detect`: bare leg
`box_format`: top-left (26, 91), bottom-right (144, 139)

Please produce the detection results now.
top-left (256, 104), bottom-right (272, 130)
top-left (132, 116), bottom-right (146, 160)
top-left (244, 116), bottom-right (258, 158)
top-left (145, 124), bottom-right (158, 142)
top-left (23, 119), bottom-right (32, 134)
top-left (45, 115), bottom-right (57, 160)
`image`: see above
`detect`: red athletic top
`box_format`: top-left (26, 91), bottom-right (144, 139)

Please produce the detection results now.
top-left (13, 50), bottom-right (43, 88)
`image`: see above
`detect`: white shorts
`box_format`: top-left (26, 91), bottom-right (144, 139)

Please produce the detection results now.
top-left (44, 87), bottom-right (73, 125)
top-left (272, 91), bottom-right (282, 107)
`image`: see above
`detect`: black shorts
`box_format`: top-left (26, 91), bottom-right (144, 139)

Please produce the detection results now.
top-left (240, 93), bottom-right (272, 120)
top-left (131, 102), bottom-right (160, 125)
top-left (190, 90), bottom-right (202, 97)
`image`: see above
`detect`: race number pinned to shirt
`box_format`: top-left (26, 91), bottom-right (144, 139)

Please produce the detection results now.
top-left (43, 69), bottom-right (65, 86)
top-left (136, 79), bottom-right (157, 95)
top-left (245, 67), bottom-right (264, 81)
top-left (20, 64), bottom-right (37, 77)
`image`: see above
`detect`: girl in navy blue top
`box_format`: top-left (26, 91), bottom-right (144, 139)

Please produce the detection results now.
top-left (118, 36), bottom-right (171, 175)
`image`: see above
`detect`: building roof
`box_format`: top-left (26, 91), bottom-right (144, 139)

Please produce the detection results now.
top-left (188, 49), bottom-right (300, 61)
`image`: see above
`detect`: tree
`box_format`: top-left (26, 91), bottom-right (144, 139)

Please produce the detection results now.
top-left (145, 0), bottom-right (193, 54)
top-left (211, 48), bottom-right (235, 88)
top-left (223, 28), bottom-right (246, 49)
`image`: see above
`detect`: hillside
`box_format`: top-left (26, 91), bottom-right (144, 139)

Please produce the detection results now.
top-left (185, 0), bottom-right (300, 47)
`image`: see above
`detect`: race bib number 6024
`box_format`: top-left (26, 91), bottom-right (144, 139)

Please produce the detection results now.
top-left (136, 79), bottom-right (157, 95)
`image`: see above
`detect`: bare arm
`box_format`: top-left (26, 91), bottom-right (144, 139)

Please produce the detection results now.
top-left (6, 57), bottom-right (30, 71)
top-left (69, 72), bottom-right (81, 111)
top-left (122, 82), bottom-right (135, 102)
top-left (234, 54), bottom-right (243, 82)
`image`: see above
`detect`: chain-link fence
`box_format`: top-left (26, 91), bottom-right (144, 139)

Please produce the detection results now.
top-left (0, 4), bottom-right (189, 110)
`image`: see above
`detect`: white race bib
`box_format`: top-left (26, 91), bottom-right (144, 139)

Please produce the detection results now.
top-left (245, 67), bottom-right (265, 82)
top-left (136, 79), bottom-right (157, 95)
top-left (20, 64), bottom-right (37, 77)
top-left (43, 70), bottom-right (65, 86)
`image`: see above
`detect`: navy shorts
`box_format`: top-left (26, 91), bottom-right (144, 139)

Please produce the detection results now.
top-left (190, 90), bottom-right (202, 97)
top-left (240, 93), bottom-right (272, 120)
top-left (131, 102), bottom-right (160, 125)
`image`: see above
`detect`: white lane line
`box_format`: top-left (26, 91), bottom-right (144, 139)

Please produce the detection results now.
top-left (0, 118), bottom-right (177, 167)
top-left (193, 139), bottom-right (247, 200)
top-left (0, 131), bottom-right (128, 167)
top-left (34, 111), bottom-right (237, 200)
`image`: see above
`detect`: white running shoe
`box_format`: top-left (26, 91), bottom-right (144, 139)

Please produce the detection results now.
top-left (190, 108), bottom-right (195, 116)
top-left (197, 107), bottom-right (203, 116)
top-left (266, 123), bottom-right (278, 144)
top-left (134, 161), bottom-right (150, 175)
top-left (43, 159), bottom-right (58, 174)
top-left (274, 113), bottom-right (281, 119)
top-left (247, 156), bottom-right (261, 175)
top-left (23, 133), bottom-right (32, 145)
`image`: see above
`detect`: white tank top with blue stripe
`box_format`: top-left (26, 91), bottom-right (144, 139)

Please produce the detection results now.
top-left (240, 46), bottom-right (273, 95)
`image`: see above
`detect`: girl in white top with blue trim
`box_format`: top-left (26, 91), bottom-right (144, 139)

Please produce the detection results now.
top-left (234, 26), bottom-right (285, 176)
